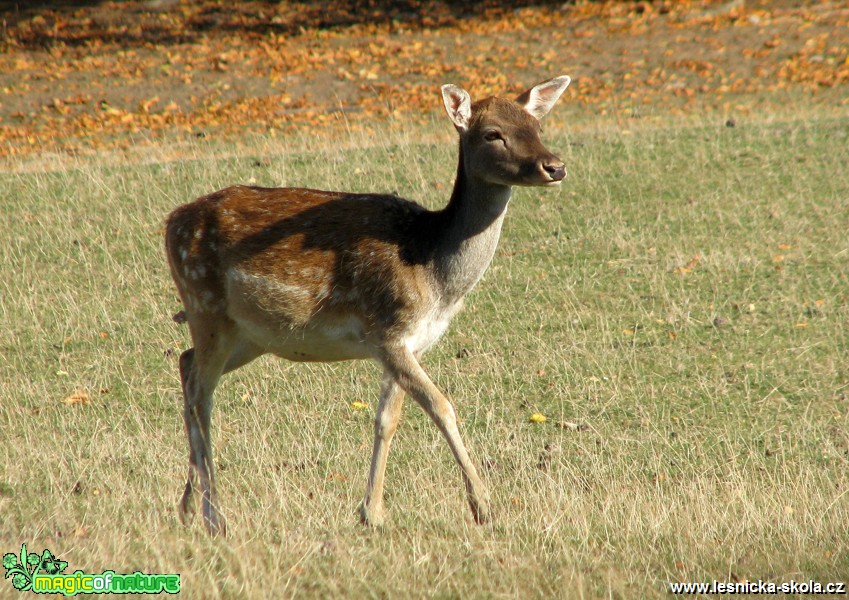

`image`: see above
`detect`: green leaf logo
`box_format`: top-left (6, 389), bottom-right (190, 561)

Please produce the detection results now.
top-left (3, 543), bottom-right (69, 592)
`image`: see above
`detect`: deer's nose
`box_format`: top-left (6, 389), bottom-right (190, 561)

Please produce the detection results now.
top-left (543, 160), bottom-right (566, 181)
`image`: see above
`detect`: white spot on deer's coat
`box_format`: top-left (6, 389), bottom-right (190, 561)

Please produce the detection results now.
top-left (200, 290), bottom-right (216, 308)
top-left (276, 283), bottom-right (313, 301)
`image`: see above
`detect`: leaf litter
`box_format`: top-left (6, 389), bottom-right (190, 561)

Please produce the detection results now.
top-left (1, 0), bottom-right (848, 163)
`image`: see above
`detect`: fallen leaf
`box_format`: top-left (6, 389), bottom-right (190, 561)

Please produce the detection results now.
top-left (61, 390), bottom-right (89, 405)
top-left (351, 401), bottom-right (369, 410)
top-left (673, 255), bottom-right (701, 275)
top-left (557, 420), bottom-right (588, 431)
top-left (529, 412), bottom-right (547, 423)
top-left (138, 96), bottom-right (160, 113)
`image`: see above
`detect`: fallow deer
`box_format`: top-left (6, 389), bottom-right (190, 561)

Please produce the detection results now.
top-left (165, 75), bottom-right (571, 535)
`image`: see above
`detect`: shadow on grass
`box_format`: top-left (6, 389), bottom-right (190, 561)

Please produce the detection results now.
top-left (2, 0), bottom-right (574, 49)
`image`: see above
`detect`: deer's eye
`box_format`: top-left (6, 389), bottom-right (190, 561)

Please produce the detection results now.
top-left (483, 130), bottom-right (504, 143)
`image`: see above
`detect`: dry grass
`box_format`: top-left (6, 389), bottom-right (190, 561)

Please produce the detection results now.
top-left (1, 112), bottom-right (848, 598)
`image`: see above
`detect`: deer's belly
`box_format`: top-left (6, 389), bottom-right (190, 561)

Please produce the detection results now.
top-left (226, 267), bottom-right (462, 360)
top-left (239, 313), bottom-right (373, 362)
top-left (287, 320), bottom-right (372, 361)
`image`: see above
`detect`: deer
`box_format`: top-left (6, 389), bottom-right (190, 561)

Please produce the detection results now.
top-left (165, 75), bottom-right (572, 535)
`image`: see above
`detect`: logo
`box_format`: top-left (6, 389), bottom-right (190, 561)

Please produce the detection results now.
top-left (3, 544), bottom-right (180, 595)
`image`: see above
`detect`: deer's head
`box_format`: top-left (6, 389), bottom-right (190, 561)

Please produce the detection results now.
top-left (441, 76), bottom-right (571, 188)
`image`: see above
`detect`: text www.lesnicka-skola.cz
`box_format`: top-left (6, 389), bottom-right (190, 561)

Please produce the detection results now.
top-left (668, 579), bottom-right (846, 595)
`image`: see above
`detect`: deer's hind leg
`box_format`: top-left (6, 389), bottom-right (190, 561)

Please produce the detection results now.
top-left (178, 348), bottom-right (200, 526)
top-left (177, 317), bottom-right (242, 536)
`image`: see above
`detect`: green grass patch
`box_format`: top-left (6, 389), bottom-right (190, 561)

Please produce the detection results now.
top-left (1, 115), bottom-right (848, 597)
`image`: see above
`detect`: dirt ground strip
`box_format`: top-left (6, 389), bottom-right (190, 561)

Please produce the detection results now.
top-left (1, 0), bottom-right (848, 162)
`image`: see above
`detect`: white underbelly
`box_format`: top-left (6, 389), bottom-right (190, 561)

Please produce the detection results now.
top-left (237, 314), bottom-right (373, 362)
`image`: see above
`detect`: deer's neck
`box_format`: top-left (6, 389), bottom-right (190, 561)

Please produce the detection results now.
top-left (431, 145), bottom-right (512, 304)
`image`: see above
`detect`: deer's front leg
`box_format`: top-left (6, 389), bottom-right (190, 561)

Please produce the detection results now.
top-left (380, 347), bottom-right (491, 524)
top-left (360, 370), bottom-right (406, 527)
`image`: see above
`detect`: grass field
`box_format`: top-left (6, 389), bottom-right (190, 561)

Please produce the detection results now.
top-left (1, 111), bottom-right (848, 597)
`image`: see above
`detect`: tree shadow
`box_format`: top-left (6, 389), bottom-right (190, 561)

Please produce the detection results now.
top-left (0, 0), bottom-right (102, 8)
top-left (0, 0), bottom-right (103, 20)
top-left (2, 0), bottom-right (571, 49)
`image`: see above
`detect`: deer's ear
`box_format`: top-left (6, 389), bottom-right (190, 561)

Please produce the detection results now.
top-left (516, 76), bottom-right (571, 120)
top-left (441, 84), bottom-right (472, 132)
